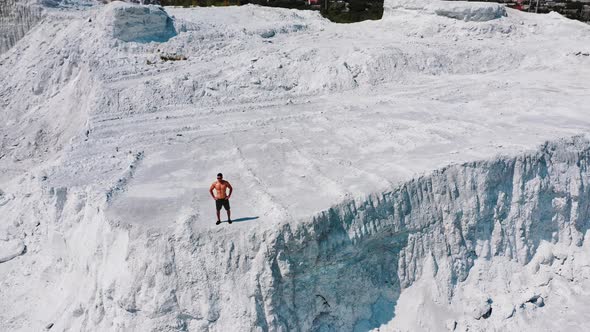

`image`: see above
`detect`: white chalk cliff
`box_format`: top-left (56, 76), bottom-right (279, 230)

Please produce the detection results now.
top-left (1, 1), bottom-right (590, 331)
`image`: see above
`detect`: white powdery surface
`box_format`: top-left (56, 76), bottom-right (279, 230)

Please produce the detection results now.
top-left (1, 1), bottom-right (590, 331)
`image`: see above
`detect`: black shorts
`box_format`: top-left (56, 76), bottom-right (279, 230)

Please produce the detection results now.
top-left (216, 199), bottom-right (230, 211)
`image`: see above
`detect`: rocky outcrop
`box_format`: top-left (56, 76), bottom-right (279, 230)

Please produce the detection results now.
top-left (0, 239), bottom-right (26, 263)
top-left (98, 1), bottom-right (176, 43)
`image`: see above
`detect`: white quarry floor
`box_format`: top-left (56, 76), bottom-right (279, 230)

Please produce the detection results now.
top-left (4, 3), bottom-right (589, 228)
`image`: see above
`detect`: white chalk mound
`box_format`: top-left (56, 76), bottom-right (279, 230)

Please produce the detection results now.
top-left (427, 1), bottom-right (507, 22)
top-left (0, 240), bottom-right (25, 263)
top-left (385, 0), bottom-right (507, 22)
top-left (99, 2), bottom-right (177, 43)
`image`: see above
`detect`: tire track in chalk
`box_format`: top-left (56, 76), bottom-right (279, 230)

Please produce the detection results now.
top-left (231, 134), bottom-right (293, 222)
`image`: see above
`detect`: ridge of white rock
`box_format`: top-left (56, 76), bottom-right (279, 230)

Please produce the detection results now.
top-left (1, 1), bottom-right (590, 331)
top-left (426, 1), bottom-right (507, 22)
top-left (384, 0), bottom-right (507, 20)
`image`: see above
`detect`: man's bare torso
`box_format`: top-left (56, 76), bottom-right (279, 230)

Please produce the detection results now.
top-left (211, 180), bottom-right (230, 199)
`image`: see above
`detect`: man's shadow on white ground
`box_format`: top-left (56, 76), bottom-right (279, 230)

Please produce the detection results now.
top-left (226, 216), bottom-right (259, 223)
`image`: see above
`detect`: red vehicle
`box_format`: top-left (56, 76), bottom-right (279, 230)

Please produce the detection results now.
top-left (508, 0), bottom-right (525, 11)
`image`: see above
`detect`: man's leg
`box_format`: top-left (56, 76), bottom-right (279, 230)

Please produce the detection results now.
top-left (215, 200), bottom-right (222, 224)
top-left (225, 199), bottom-right (232, 223)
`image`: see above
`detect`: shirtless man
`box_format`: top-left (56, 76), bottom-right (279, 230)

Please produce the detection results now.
top-left (209, 173), bottom-right (233, 225)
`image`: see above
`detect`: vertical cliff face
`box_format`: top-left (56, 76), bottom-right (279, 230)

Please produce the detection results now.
top-left (251, 136), bottom-right (590, 331)
top-left (0, 0), bottom-right (43, 54)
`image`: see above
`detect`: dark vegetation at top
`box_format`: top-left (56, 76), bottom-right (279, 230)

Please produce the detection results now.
top-left (159, 0), bottom-right (384, 23)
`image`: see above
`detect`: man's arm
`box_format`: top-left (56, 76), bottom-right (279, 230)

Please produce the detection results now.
top-left (209, 183), bottom-right (216, 200)
top-left (226, 182), bottom-right (233, 199)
